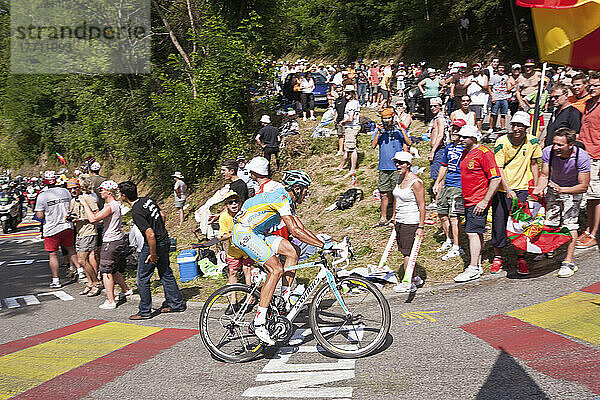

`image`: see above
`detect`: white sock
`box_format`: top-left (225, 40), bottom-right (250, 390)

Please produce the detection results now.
top-left (255, 306), bottom-right (268, 325)
top-left (451, 245), bottom-right (460, 250)
top-left (77, 267), bottom-right (84, 274)
top-left (281, 286), bottom-right (291, 301)
top-left (52, 277), bottom-right (60, 284)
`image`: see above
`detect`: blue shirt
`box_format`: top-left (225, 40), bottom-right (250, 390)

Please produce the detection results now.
top-left (440, 142), bottom-right (464, 188)
top-left (372, 126), bottom-right (406, 170)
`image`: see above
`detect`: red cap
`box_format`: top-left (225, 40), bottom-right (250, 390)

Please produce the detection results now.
top-left (452, 119), bottom-right (467, 128)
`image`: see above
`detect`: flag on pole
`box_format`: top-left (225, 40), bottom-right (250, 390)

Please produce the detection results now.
top-left (507, 197), bottom-right (572, 253)
top-left (56, 152), bottom-right (67, 165)
top-left (516, 0), bottom-right (600, 70)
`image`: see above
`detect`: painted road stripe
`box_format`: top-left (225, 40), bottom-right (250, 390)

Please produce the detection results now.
top-left (507, 291), bottom-right (600, 347)
top-left (582, 282), bottom-right (600, 295)
top-left (0, 322), bottom-right (162, 399)
top-left (0, 232), bottom-right (40, 239)
top-left (10, 328), bottom-right (197, 400)
top-left (462, 315), bottom-right (600, 395)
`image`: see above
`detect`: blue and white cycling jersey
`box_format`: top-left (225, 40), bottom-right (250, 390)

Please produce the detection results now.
top-left (235, 187), bottom-right (293, 236)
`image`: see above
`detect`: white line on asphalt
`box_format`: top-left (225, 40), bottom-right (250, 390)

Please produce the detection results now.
top-left (1, 290), bottom-right (74, 310)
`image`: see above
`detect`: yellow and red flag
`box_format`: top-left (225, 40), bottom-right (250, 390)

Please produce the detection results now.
top-left (517, 0), bottom-right (600, 70)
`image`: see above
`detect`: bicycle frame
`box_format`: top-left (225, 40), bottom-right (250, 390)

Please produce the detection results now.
top-left (281, 255), bottom-right (350, 322)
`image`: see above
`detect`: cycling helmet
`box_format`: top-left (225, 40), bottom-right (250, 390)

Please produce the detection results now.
top-left (282, 170), bottom-right (311, 189)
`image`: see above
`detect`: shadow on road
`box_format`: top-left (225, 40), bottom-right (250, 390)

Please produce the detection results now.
top-left (476, 347), bottom-right (549, 400)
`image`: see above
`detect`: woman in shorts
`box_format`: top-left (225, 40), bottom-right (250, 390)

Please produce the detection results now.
top-left (391, 151), bottom-right (426, 293)
top-left (82, 180), bottom-right (131, 309)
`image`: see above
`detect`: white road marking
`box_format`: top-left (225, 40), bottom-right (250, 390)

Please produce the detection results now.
top-left (243, 328), bottom-right (356, 398)
top-left (38, 290), bottom-right (74, 301)
top-left (7, 259), bottom-right (36, 266)
top-left (1, 290), bottom-right (74, 309)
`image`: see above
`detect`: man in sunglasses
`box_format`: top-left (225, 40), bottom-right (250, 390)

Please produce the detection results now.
top-left (540, 84), bottom-right (581, 148)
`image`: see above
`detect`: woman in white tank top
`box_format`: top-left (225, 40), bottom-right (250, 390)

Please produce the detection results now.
top-left (81, 180), bottom-right (131, 310)
top-left (391, 151), bottom-right (426, 292)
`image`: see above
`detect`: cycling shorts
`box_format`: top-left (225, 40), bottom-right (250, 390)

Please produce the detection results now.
top-left (231, 225), bottom-right (283, 266)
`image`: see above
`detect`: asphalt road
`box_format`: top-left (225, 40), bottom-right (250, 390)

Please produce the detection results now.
top-left (1, 214), bottom-right (599, 400)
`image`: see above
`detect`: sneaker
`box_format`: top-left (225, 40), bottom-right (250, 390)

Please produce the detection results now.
top-left (303, 117), bottom-right (307, 122)
top-left (310, 116), bottom-right (316, 120)
top-left (454, 266), bottom-right (482, 283)
top-left (393, 281), bottom-right (417, 293)
top-left (442, 247), bottom-right (464, 261)
top-left (412, 276), bottom-right (424, 287)
top-left (116, 289), bottom-right (133, 301)
top-left (517, 258), bottom-right (529, 275)
top-left (254, 324), bottom-right (275, 345)
top-left (49, 281), bottom-right (62, 289)
top-left (557, 261), bottom-right (578, 278)
top-left (436, 240), bottom-right (453, 253)
top-left (335, 150), bottom-right (343, 156)
top-left (425, 202), bottom-right (438, 210)
top-left (78, 272), bottom-right (87, 281)
top-left (575, 232), bottom-right (597, 249)
top-left (490, 256), bottom-right (503, 273)
top-left (99, 300), bottom-right (117, 309)
top-left (546, 251), bottom-right (555, 259)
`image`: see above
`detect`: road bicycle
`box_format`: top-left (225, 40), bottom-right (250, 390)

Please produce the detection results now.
top-left (199, 237), bottom-right (391, 362)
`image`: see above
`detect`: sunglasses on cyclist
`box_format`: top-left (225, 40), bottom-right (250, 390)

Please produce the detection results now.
top-left (227, 199), bottom-right (240, 205)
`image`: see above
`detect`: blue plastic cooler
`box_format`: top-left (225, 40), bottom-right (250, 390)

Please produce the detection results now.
top-left (177, 249), bottom-right (199, 282)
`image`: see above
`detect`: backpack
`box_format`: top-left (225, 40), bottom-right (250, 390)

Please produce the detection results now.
top-left (335, 188), bottom-right (364, 210)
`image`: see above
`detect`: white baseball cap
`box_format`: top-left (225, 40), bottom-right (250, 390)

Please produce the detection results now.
top-left (90, 162), bottom-right (101, 171)
top-left (458, 125), bottom-right (481, 139)
top-left (260, 115), bottom-right (271, 124)
top-left (99, 180), bottom-right (118, 191)
top-left (344, 85), bottom-right (356, 92)
top-left (510, 111), bottom-right (531, 127)
top-left (430, 97), bottom-right (443, 106)
top-left (246, 156), bottom-right (269, 176)
top-left (391, 151), bottom-right (413, 163)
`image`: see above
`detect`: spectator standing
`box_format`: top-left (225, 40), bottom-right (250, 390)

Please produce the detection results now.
top-left (540, 83), bottom-right (582, 147)
top-left (67, 178), bottom-right (102, 296)
top-left (490, 111), bottom-right (542, 275)
top-left (368, 61), bottom-right (380, 107)
top-left (488, 64), bottom-right (510, 131)
top-left (337, 85), bottom-right (361, 177)
top-left (379, 63), bottom-right (393, 109)
top-left (300, 72), bottom-right (316, 121)
top-left (119, 181), bottom-right (185, 319)
top-left (356, 66), bottom-right (369, 106)
top-left (35, 171), bottom-right (79, 288)
top-left (255, 115), bottom-right (281, 171)
top-left (81, 180), bottom-right (131, 310)
top-left (236, 155), bottom-right (258, 197)
top-left (371, 108), bottom-right (410, 227)
top-left (450, 63), bottom-right (469, 112)
top-left (507, 64), bottom-right (522, 116)
top-left (221, 159), bottom-right (249, 204)
top-left (333, 84), bottom-right (347, 156)
top-left (467, 63), bottom-right (489, 131)
top-left (428, 97), bottom-right (451, 210)
top-left (516, 60), bottom-right (543, 112)
top-left (247, 156), bottom-right (283, 194)
top-left (533, 128), bottom-right (591, 277)
top-left (88, 162), bottom-right (107, 209)
top-left (172, 172), bottom-right (187, 225)
top-left (454, 126), bottom-right (501, 282)
top-left (459, 16), bottom-right (470, 41)
top-left (391, 151), bottom-right (426, 293)
top-left (450, 95), bottom-right (476, 126)
top-left (418, 68), bottom-right (442, 123)
top-left (218, 192), bottom-right (254, 308)
top-left (576, 71), bottom-right (600, 249)
top-left (394, 100), bottom-right (412, 133)
top-left (568, 73), bottom-right (590, 114)
top-left (433, 119), bottom-right (466, 261)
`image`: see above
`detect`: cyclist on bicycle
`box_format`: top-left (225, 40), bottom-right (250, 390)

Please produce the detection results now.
top-left (232, 170), bottom-right (332, 345)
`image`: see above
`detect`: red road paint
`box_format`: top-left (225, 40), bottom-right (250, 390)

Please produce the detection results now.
top-left (11, 327), bottom-right (198, 400)
top-left (581, 282), bottom-right (600, 295)
top-left (462, 314), bottom-right (600, 394)
top-left (0, 319), bottom-right (107, 357)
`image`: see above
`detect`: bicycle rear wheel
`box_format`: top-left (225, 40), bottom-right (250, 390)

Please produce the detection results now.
top-left (309, 277), bottom-right (390, 358)
top-left (199, 284), bottom-right (263, 363)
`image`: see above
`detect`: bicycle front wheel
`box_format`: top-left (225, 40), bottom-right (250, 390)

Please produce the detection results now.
top-left (199, 284), bottom-right (263, 363)
top-left (309, 277), bottom-right (390, 358)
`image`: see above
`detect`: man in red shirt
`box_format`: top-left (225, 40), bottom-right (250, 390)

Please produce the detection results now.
top-left (455, 125), bottom-right (501, 282)
top-left (577, 71), bottom-right (600, 249)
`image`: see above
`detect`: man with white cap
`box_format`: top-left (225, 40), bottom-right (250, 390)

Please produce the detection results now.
top-left (172, 171), bottom-right (187, 225)
top-left (35, 171), bottom-right (80, 288)
top-left (88, 162), bottom-right (107, 209)
top-left (455, 125), bottom-right (501, 282)
top-left (337, 85), bottom-right (361, 177)
top-left (490, 111), bottom-right (541, 275)
top-left (247, 156), bottom-right (283, 195)
top-left (256, 114), bottom-right (281, 171)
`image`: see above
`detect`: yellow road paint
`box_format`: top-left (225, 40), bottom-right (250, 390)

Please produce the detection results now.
top-left (0, 322), bottom-right (162, 400)
top-left (507, 291), bottom-right (600, 347)
top-left (401, 311), bottom-right (440, 325)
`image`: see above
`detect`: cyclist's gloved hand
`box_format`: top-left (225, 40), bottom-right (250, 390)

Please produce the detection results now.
top-left (323, 241), bottom-right (334, 250)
